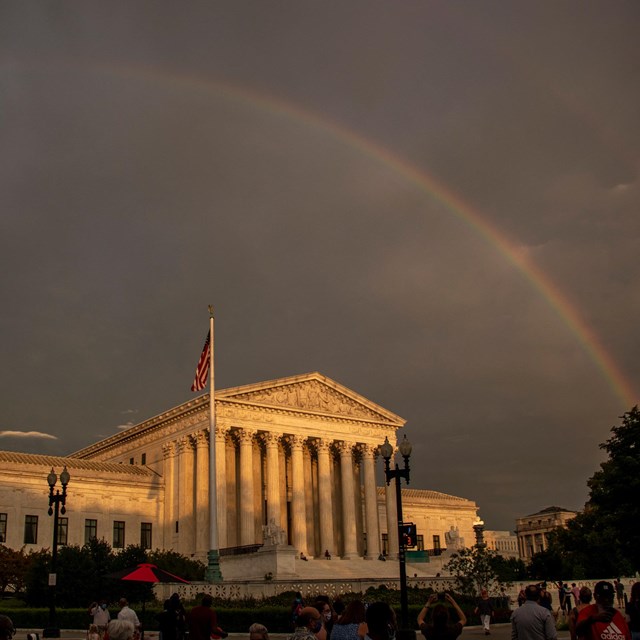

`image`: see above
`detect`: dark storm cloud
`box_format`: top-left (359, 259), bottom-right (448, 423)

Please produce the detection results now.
top-left (1, 1), bottom-right (639, 529)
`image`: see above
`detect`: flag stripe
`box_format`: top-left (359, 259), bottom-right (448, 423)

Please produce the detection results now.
top-left (191, 332), bottom-right (210, 392)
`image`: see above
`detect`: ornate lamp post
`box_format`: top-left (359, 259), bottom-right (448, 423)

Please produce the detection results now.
top-left (43, 466), bottom-right (70, 639)
top-left (380, 434), bottom-right (414, 640)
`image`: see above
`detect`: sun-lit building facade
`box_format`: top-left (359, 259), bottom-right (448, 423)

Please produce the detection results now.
top-left (0, 372), bottom-right (479, 579)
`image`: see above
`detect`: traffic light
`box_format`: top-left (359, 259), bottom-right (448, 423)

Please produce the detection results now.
top-left (402, 522), bottom-right (417, 548)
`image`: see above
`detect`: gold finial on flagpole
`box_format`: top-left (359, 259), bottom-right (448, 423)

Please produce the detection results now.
top-left (208, 304), bottom-right (214, 317)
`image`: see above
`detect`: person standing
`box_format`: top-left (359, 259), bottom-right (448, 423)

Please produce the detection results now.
top-left (417, 593), bottom-right (466, 640)
top-left (539, 584), bottom-right (553, 613)
top-left (90, 600), bottom-right (111, 639)
top-left (625, 582), bottom-right (640, 640)
top-left (188, 595), bottom-right (223, 640)
top-left (569, 587), bottom-right (592, 640)
top-left (0, 615), bottom-right (15, 640)
top-left (288, 607), bottom-right (323, 640)
top-left (576, 581), bottom-right (630, 640)
top-left (572, 586), bottom-right (581, 609)
top-left (556, 583), bottom-right (567, 617)
top-left (249, 623), bottom-right (269, 640)
top-left (475, 589), bottom-right (494, 635)
top-left (330, 600), bottom-right (367, 640)
top-left (365, 603), bottom-right (397, 640)
top-left (615, 581), bottom-right (626, 609)
top-left (511, 584), bottom-right (558, 640)
top-left (118, 598), bottom-right (141, 639)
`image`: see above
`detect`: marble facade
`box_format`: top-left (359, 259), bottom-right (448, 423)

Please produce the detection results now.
top-left (0, 372), bottom-right (479, 578)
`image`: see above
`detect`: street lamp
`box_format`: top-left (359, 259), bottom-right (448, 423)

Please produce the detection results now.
top-left (380, 434), bottom-right (414, 640)
top-left (43, 466), bottom-right (70, 639)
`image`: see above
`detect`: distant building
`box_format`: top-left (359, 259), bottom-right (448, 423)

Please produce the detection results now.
top-left (484, 529), bottom-right (519, 559)
top-left (516, 506), bottom-right (578, 560)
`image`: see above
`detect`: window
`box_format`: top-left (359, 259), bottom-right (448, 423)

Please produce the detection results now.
top-left (24, 515), bottom-right (38, 544)
top-left (141, 453), bottom-right (146, 465)
top-left (58, 517), bottom-right (68, 546)
top-left (129, 458), bottom-right (134, 465)
top-left (113, 521), bottom-right (125, 548)
top-left (381, 533), bottom-right (388, 555)
top-left (85, 519), bottom-right (97, 544)
top-left (0, 513), bottom-right (7, 543)
top-left (433, 534), bottom-right (441, 551)
top-left (416, 534), bottom-right (424, 551)
top-left (141, 523), bottom-right (152, 549)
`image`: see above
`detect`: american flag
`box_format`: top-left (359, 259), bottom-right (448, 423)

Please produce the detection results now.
top-left (190, 331), bottom-right (210, 392)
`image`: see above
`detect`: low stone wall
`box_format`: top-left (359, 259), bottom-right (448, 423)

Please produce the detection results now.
top-left (156, 576), bottom-right (459, 601)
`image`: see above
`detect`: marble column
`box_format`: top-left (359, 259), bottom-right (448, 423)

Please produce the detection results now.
top-left (290, 435), bottom-right (308, 556)
top-left (195, 430), bottom-right (210, 557)
top-left (214, 427), bottom-right (228, 550)
top-left (362, 444), bottom-right (381, 559)
top-left (162, 442), bottom-right (177, 550)
top-left (238, 428), bottom-right (256, 546)
top-left (264, 432), bottom-right (281, 529)
top-left (316, 438), bottom-right (335, 557)
top-left (385, 480), bottom-right (399, 559)
top-left (337, 441), bottom-right (358, 558)
top-left (178, 435), bottom-right (196, 555)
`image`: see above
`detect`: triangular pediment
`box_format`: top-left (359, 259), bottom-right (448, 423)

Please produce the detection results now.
top-left (217, 372), bottom-right (405, 426)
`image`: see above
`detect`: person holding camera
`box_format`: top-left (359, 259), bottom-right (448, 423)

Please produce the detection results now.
top-left (417, 593), bottom-right (467, 640)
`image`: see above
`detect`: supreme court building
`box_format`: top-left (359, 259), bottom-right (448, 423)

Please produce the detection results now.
top-left (0, 372), bottom-right (479, 580)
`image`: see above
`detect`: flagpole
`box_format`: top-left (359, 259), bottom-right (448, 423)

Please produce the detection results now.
top-left (206, 305), bottom-right (222, 582)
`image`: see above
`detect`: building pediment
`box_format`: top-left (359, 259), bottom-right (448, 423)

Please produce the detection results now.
top-left (218, 372), bottom-right (405, 426)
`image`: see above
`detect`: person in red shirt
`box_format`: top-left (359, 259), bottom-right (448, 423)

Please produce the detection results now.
top-left (188, 595), bottom-right (225, 640)
top-left (576, 581), bottom-right (631, 640)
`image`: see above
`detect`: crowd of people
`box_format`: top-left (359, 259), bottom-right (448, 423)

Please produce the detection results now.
top-left (1, 578), bottom-right (638, 640)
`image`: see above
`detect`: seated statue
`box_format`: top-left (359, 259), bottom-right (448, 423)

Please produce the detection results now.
top-left (444, 525), bottom-right (464, 550)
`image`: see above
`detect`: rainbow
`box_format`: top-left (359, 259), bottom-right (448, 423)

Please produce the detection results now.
top-left (10, 61), bottom-right (637, 407)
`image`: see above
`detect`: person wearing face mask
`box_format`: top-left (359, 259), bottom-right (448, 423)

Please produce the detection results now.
top-left (288, 607), bottom-right (323, 640)
top-left (313, 599), bottom-right (336, 640)
top-left (89, 600), bottom-right (111, 639)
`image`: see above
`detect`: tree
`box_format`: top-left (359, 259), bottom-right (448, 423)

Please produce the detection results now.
top-left (0, 545), bottom-right (30, 596)
top-left (527, 547), bottom-right (565, 581)
top-left (542, 406), bottom-right (640, 577)
top-left (24, 549), bottom-right (51, 606)
top-left (491, 555), bottom-right (527, 583)
top-left (148, 549), bottom-right (206, 581)
top-left (444, 546), bottom-right (505, 597)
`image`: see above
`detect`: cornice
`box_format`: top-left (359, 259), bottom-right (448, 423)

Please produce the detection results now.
top-left (70, 373), bottom-right (404, 460)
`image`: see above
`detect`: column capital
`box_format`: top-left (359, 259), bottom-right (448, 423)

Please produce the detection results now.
top-left (262, 431), bottom-right (281, 448)
top-left (336, 441), bottom-right (356, 457)
top-left (162, 441), bottom-right (177, 459)
top-left (360, 443), bottom-right (379, 458)
top-left (237, 428), bottom-right (256, 444)
top-left (288, 434), bottom-right (307, 451)
top-left (314, 438), bottom-right (333, 454)
top-left (195, 430), bottom-right (210, 447)
top-left (213, 427), bottom-right (228, 444)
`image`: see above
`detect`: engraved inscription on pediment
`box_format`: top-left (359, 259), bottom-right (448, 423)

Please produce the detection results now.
top-left (229, 380), bottom-right (386, 421)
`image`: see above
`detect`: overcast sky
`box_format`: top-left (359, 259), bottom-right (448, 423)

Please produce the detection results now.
top-left (1, 2), bottom-right (639, 531)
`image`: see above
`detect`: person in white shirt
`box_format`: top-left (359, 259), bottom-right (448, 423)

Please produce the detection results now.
top-left (118, 599), bottom-right (141, 636)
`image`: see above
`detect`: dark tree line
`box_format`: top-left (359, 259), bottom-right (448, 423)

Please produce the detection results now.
top-left (528, 406), bottom-right (640, 579)
top-left (1, 539), bottom-right (205, 607)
